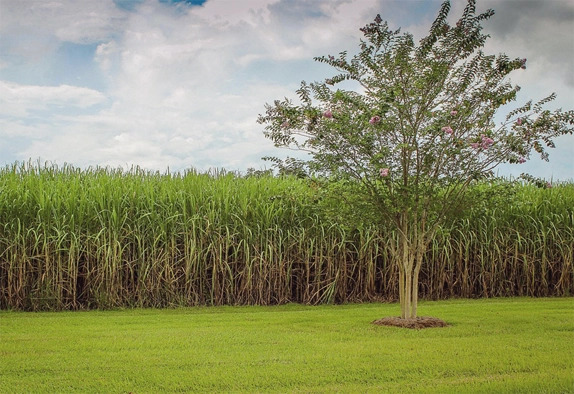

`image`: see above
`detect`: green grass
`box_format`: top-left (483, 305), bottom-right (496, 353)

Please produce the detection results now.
top-left (1, 298), bottom-right (573, 393)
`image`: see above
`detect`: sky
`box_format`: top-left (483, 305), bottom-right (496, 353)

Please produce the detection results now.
top-left (1, 0), bottom-right (573, 179)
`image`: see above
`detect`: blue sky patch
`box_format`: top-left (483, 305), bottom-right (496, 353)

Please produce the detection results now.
top-left (158, 0), bottom-right (207, 6)
top-left (113, 0), bottom-right (145, 12)
top-left (50, 43), bottom-right (105, 90)
top-left (114, 0), bottom-right (206, 12)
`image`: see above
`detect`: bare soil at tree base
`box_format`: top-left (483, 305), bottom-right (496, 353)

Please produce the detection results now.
top-left (372, 316), bottom-right (449, 329)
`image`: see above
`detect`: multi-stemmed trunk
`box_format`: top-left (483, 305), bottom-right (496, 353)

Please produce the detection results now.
top-left (396, 210), bottom-right (428, 319)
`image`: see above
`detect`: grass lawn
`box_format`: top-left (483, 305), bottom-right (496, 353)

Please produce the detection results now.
top-left (1, 298), bottom-right (573, 393)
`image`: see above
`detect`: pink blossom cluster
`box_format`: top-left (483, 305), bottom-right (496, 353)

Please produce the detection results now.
top-left (518, 157), bottom-right (526, 164)
top-left (380, 168), bottom-right (389, 177)
top-left (323, 110), bottom-right (333, 119)
top-left (480, 135), bottom-right (494, 148)
top-left (471, 134), bottom-right (494, 150)
top-left (442, 126), bottom-right (454, 135)
top-left (450, 110), bottom-right (458, 116)
top-left (370, 115), bottom-right (381, 125)
top-left (516, 118), bottom-right (522, 126)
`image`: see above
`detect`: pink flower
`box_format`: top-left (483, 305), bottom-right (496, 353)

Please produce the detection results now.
top-left (516, 118), bottom-right (522, 126)
top-left (480, 134), bottom-right (494, 149)
top-left (379, 168), bottom-right (389, 177)
top-left (450, 110), bottom-right (458, 116)
top-left (442, 126), bottom-right (454, 135)
top-left (323, 110), bottom-right (333, 119)
top-left (546, 182), bottom-right (552, 189)
top-left (369, 115), bottom-right (381, 125)
top-left (281, 121), bottom-right (290, 129)
top-left (470, 135), bottom-right (494, 150)
top-left (518, 157), bottom-right (526, 164)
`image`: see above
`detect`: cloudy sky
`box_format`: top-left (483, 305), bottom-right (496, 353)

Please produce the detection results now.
top-left (1, 0), bottom-right (573, 179)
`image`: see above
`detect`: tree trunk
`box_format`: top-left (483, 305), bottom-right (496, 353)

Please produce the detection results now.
top-left (397, 211), bottom-right (427, 320)
top-left (399, 261), bottom-right (418, 319)
top-left (398, 262), bottom-right (421, 319)
top-left (398, 213), bottom-right (415, 319)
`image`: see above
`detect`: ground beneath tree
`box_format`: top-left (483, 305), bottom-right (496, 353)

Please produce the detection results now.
top-left (372, 316), bottom-right (448, 329)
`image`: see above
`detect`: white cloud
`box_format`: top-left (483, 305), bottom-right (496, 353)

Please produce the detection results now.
top-left (0, 0), bottom-right (126, 45)
top-left (0, 81), bottom-right (107, 116)
top-left (190, 0), bottom-right (280, 26)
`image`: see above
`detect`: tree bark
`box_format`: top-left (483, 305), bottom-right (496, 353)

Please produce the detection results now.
top-left (398, 212), bottom-right (415, 319)
top-left (397, 210), bottom-right (427, 319)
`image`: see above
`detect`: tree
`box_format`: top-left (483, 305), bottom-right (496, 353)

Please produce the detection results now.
top-left (258, 0), bottom-right (574, 321)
